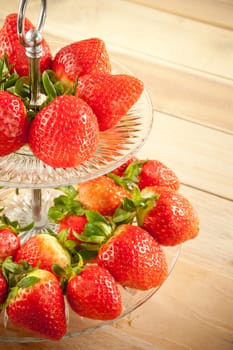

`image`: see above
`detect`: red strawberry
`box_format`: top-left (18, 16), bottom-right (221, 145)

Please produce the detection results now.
top-left (15, 233), bottom-right (71, 273)
top-left (66, 264), bottom-right (122, 320)
top-left (58, 214), bottom-right (88, 246)
top-left (138, 186), bottom-right (199, 245)
top-left (0, 228), bottom-right (20, 260)
top-left (0, 91), bottom-right (29, 156)
top-left (0, 270), bottom-right (8, 305)
top-left (52, 38), bottom-right (111, 87)
top-left (111, 159), bottom-right (180, 191)
top-left (76, 73), bottom-right (144, 130)
top-left (77, 175), bottom-right (130, 216)
top-left (59, 214), bottom-right (87, 238)
top-left (7, 269), bottom-right (66, 340)
top-left (0, 13), bottom-right (52, 77)
top-left (28, 95), bottom-right (99, 168)
top-left (97, 224), bottom-right (168, 290)
top-left (137, 160), bottom-right (180, 190)
top-left (0, 214), bottom-right (33, 260)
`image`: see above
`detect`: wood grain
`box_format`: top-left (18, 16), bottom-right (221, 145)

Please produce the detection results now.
top-left (9, 0), bottom-right (232, 78)
top-left (0, 328), bottom-right (159, 350)
top-left (126, 0), bottom-right (233, 30)
top-left (138, 112), bottom-right (233, 200)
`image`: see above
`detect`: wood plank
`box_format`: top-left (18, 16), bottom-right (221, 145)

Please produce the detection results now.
top-left (137, 111), bottom-right (233, 200)
top-left (0, 327), bottom-right (158, 350)
top-left (126, 0), bottom-right (233, 30)
top-left (116, 259), bottom-right (233, 350)
top-left (1, 1), bottom-right (233, 79)
top-left (177, 185), bottom-right (233, 276)
top-left (4, 0), bottom-right (231, 79)
top-left (115, 186), bottom-right (233, 350)
top-left (111, 50), bottom-right (233, 133)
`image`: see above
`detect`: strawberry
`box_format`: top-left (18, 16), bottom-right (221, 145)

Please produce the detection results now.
top-left (0, 228), bottom-right (20, 260)
top-left (6, 268), bottom-right (66, 340)
top-left (66, 264), bottom-right (122, 320)
top-left (97, 224), bottom-right (168, 290)
top-left (0, 270), bottom-right (8, 305)
top-left (15, 233), bottom-right (71, 273)
top-left (0, 214), bottom-right (33, 260)
top-left (58, 214), bottom-right (88, 243)
top-left (28, 95), bottom-right (99, 168)
top-left (76, 175), bottom-right (130, 216)
top-left (137, 160), bottom-right (180, 190)
top-left (48, 186), bottom-right (90, 251)
top-left (0, 90), bottom-right (29, 156)
top-left (138, 186), bottom-right (199, 245)
top-left (0, 13), bottom-right (52, 77)
top-left (110, 159), bottom-right (180, 191)
top-left (52, 38), bottom-right (111, 87)
top-left (76, 73), bottom-right (144, 130)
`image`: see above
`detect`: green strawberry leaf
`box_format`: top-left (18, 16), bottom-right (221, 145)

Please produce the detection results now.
top-left (54, 81), bottom-right (65, 95)
top-left (57, 186), bottom-right (78, 198)
top-left (79, 243), bottom-right (100, 251)
top-left (136, 191), bottom-right (160, 226)
top-left (2, 257), bottom-right (39, 288)
top-left (0, 53), bottom-right (19, 91)
top-left (123, 159), bottom-right (146, 182)
top-left (64, 238), bottom-right (78, 253)
top-left (41, 70), bottom-right (57, 102)
top-left (0, 286), bottom-right (19, 310)
top-left (17, 276), bottom-right (40, 289)
top-left (48, 190), bottom-right (85, 223)
top-left (0, 214), bottom-right (34, 233)
top-left (113, 208), bottom-right (136, 224)
top-left (52, 264), bottom-right (66, 277)
top-left (108, 159), bottom-right (147, 190)
top-left (14, 76), bottom-right (30, 98)
top-left (78, 249), bottom-right (97, 261)
top-left (85, 210), bottom-right (109, 225)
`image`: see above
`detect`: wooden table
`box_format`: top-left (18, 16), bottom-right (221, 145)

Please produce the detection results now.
top-left (0, 1), bottom-right (232, 349)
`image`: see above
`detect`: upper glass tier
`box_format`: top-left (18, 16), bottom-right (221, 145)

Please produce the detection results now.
top-left (0, 60), bottom-right (153, 189)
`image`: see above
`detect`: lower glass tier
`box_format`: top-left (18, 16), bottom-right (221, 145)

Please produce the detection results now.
top-left (0, 188), bottom-right (181, 343)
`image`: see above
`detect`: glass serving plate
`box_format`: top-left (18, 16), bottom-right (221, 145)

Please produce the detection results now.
top-left (0, 59), bottom-right (153, 189)
top-left (0, 192), bottom-right (180, 342)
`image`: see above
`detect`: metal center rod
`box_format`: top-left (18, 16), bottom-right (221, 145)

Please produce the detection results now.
top-left (17, 0), bottom-right (47, 226)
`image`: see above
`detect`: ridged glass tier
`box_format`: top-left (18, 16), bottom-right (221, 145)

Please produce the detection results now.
top-left (0, 60), bottom-right (153, 188)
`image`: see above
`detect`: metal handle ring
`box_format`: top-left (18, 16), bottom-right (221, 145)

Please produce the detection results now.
top-left (17, 0), bottom-right (47, 48)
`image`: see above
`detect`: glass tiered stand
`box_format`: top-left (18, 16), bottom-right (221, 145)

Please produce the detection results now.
top-left (0, 0), bottom-right (180, 343)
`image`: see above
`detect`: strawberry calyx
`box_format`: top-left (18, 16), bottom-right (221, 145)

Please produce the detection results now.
top-left (112, 186), bottom-right (159, 227)
top-left (0, 53), bottom-right (78, 121)
top-left (0, 257), bottom-right (40, 310)
top-left (52, 253), bottom-right (84, 292)
top-left (48, 186), bottom-right (85, 223)
top-left (0, 53), bottom-right (19, 91)
top-left (70, 210), bottom-right (114, 261)
top-left (1, 256), bottom-right (39, 288)
top-left (40, 70), bottom-right (78, 107)
top-left (135, 190), bottom-right (159, 227)
top-left (48, 186), bottom-right (114, 260)
top-left (0, 214), bottom-right (34, 234)
top-left (108, 159), bottom-right (147, 191)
